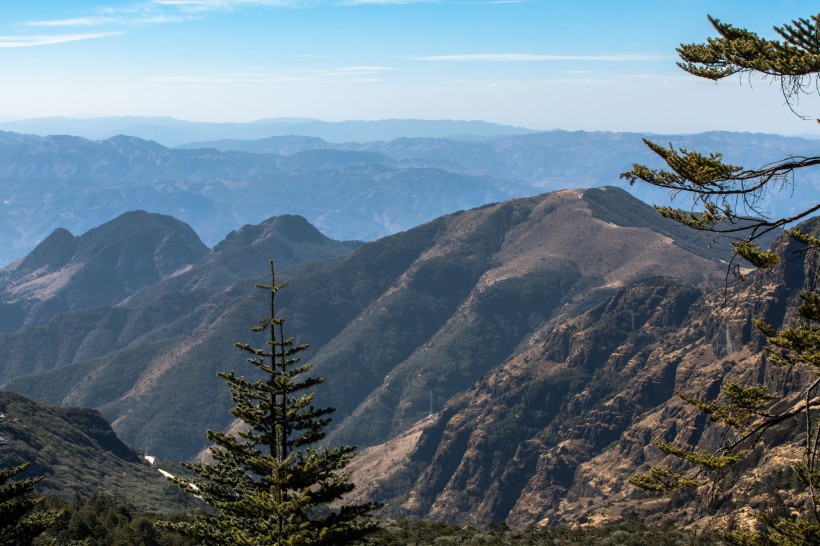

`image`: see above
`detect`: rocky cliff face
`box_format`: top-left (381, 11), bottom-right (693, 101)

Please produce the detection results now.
top-left (349, 220), bottom-right (816, 530)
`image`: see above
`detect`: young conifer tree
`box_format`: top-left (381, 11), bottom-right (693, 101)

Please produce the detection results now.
top-left (159, 260), bottom-right (379, 545)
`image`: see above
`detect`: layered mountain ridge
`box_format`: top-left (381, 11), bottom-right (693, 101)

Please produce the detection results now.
top-left (1, 187), bottom-right (725, 464)
top-left (1, 186), bottom-right (810, 531)
top-left (0, 211), bottom-right (208, 329)
top-left (1, 126), bottom-right (816, 268)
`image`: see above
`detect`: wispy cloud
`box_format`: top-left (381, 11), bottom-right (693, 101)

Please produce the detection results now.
top-left (152, 0), bottom-right (303, 10)
top-left (12, 0), bottom-right (491, 48)
top-left (300, 65), bottom-right (394, 74)
top-left (20, 1), bottom-right (295, 30)
top-left (147, 73), bottom-right (303, 83)
top-left (24, 14), bottom-right (195, 27)
top-left (0, 32), bottom-right (121, 48)
top-left (454, 1), bottom-right (528, 4)
top-left (24, 17), bottom-right (118, 28)
top-left (415, 53), bottom-right (667, 62)
top-left (339, 0), bottom-right (529, 4)
top-left (341, 0), bottom-right (439, 5)
top-left (148, 65), bottom-right (393, 84)
top-left (18, 0), bottom-right (461, 31)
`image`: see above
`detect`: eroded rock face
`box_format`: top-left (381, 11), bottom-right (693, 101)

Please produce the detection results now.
top-left (360, 220), bottom-right (817, 530)
top-left (393, 276), bottom-right (704, 527)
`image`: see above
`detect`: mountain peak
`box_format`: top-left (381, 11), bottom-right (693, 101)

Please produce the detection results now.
top-left (263, 214), bottom-right (335, 245)
top-left (12, 227), bottom-right (78, 276)
top-left (207, 214), bottom-right (357, 279)
top-left (215, 214), bottom-right (333, 251)
top-left (0, 211), bottom-right (209, 326)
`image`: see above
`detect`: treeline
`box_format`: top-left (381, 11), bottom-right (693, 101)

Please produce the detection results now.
top-left (30, 493), bottom-right (195, 546)
top-left (25, 493), bottom-right (725, 545)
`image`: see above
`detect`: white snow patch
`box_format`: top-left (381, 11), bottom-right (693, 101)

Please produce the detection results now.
top-left (156, 467), bottom-right (201, 495)
top-left (144, 455), bottom-right (156, 465)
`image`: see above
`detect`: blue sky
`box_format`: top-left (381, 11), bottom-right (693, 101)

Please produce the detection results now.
top-left (0, 0), bottom-right (817, 134)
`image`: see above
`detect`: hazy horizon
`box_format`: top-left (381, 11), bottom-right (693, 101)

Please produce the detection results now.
top-left (0, 1), bottom-right (817, 136)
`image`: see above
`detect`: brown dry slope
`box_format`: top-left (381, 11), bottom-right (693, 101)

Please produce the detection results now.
top-left (319, 186), bottom-right (725, 450)
top-left (349, 219), bottom-right (814, 530)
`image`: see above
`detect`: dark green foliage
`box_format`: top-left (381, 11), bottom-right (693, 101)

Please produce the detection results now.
top-left (0, 462), bottom-right (61, 546)
top-left (677, 380), bottom-right (776, 430)
top-left (38, 492), bottom-right (195, 546)
top-left (365, 518), bottom-right (726, 545)
top-left (621, 15), bottom-right (819, 250)
top-left (159, 261), bottom-right (379, 545)
top-left (629, 465), bottom-right (697, 493)
top-left (676, 15), bottom-right (820, 108)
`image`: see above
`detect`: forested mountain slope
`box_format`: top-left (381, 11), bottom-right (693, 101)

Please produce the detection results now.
top-left (0, 187), bottom-right (725, 462)
top-left (0, 390), bottom-right (194, 513)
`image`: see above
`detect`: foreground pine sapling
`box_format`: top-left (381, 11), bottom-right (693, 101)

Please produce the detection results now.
top-left (158, 260), bottom-right (379, 545)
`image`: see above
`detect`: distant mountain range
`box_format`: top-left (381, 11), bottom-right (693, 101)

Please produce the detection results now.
top-left (0, 122), bottom-right (816, 268)
top-left (0, 117), bottom-right (535, 147)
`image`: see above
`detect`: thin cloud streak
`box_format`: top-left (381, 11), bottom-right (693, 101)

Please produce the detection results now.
top-left (148, 66), bottom-right (394, 84)
top-left (416, 53), bottom-right (667, 62)
top-left (153, 0), bottom-right (303, 10)
top-left (24, 17), bottom-right (119, 27)
top-left (0, 32), bottom-right (121, 48)
top-left (24, 15), bottom-right (195, 27)
top-left (22, 1), bottom-right (291, 30)
top-left (300, 65), bottom-right (395, 73)
top-left (342, 1), bottom-right (439, 5)
top-left (19, 0), bottom-right (459, 33)
top-left (147, 73), bottom-right (303, 84)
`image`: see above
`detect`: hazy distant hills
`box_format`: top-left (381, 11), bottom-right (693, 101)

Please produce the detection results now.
top-left (0, 117), bottom-right (534, 147)
top-left (0, 129), bottom-right (521, 267)
top-left (0, 187), bottom-right (725, 463)
top-left (1, 122), bottom-right (816, 268)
